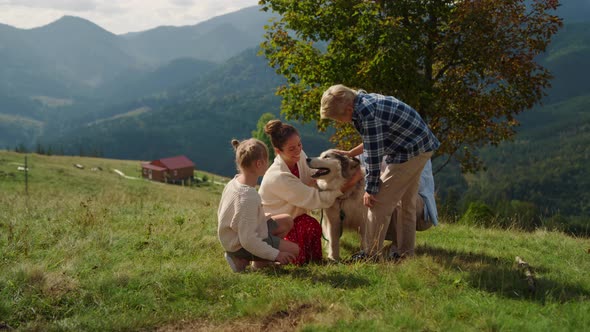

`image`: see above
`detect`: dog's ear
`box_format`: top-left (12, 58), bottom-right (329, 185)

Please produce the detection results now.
top-left (348, 156), bottom-right (361, 171)
top-left (333, 154), bottom-right (352, 178)
top-left (342, 157), bottom-right (361, 179)
top-left (342, 156), bottom-right (360, 178)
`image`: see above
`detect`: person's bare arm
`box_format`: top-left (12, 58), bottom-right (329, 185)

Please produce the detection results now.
top-left (333, 143), bottom-right (363, 157)
top-left (348, 143), bottom-right (364, 157)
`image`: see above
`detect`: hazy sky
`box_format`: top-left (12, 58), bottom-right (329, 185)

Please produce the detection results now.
top-left (0, 0), bottom-right (260, 34)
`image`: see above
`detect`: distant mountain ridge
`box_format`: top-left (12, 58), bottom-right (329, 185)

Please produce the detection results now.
top-left (39, 47), bottom-right (333, 177)
top-left (0, 2), bottom-right (585, 100)
top-left (540, 22), bottom-right (590, 103)
top-left (121, 6), bottom-right (274, 65)
top-left (0, 6), bottom-right (273, 99)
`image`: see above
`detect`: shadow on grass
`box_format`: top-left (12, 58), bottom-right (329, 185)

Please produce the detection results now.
top-left (417, 245), bottom-right (590, 303)
top-left (260, 264), bottom-right (372, 290)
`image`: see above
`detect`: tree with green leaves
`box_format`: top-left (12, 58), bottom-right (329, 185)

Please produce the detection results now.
top-left (259, 0), bottom-right (562, 172)
top-left (252, 112), bottom-right (277, 162)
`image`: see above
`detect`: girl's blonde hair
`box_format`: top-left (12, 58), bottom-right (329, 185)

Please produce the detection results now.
top-left (231, 138), bottom-right (269, 171)
top-left (320, 84), bottom-right (358, 120)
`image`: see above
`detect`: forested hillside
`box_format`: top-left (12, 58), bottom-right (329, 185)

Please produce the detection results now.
top-left (436, 21), bottom-right (590, 232)
top-left (456, 95), bottom-right (590, 225)
top-left (539, 23), bottom-right (590, 103)
top-left (39, 48), bottom-right (332, 176)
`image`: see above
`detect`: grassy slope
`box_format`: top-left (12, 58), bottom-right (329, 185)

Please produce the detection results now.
top-left (0, 151), bottom-right (588, 331)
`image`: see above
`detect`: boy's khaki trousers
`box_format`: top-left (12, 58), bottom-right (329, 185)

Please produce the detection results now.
top-left (365, 151), bottom-right (433, 257)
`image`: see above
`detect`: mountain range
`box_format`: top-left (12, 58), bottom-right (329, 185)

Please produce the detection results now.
top-left (0, 6), bottom-right (273, 98)
top-left (1, 2), bottom-right (590, 223)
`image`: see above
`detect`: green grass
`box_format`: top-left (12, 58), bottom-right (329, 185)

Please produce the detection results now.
top-left (1, 151), bottom-right (589, 331)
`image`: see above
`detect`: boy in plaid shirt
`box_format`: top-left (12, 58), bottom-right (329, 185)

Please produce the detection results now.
top-left (320, 84), bottom-right (440, 260)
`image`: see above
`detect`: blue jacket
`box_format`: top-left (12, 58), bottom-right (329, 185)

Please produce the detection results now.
top-left (419, 159), bottom-right (438, 226)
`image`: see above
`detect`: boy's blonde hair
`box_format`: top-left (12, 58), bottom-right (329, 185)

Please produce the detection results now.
top-left (231, 138), bottom-right (268, 171)
top-left (320, 84), bottom-right (357, 120)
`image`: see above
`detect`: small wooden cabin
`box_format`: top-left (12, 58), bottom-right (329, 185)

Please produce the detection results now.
top-left (141, 155), bottom-right (195, 184)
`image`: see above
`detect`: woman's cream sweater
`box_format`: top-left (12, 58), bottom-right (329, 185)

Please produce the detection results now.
top-left (259, 151), bottom-right (343, 218)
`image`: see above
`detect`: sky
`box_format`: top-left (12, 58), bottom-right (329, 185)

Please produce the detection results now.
top-left (0, 0), bottom-right (260, 34)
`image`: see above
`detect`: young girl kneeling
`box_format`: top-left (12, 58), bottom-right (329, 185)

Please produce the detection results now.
top-left (217, 138), bottom-right (299, 272)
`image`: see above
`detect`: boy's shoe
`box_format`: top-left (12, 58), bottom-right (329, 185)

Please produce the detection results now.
top-left (348, 250), bottom-right (379, 263)
top-left (387, 252), bottom-right (411, 263)
top-left (388, 252), bottom-right (403, 262)
top-left (224, 253), bottom-right (249, 273)
top-left (349, 251), bottom-right (367, 261)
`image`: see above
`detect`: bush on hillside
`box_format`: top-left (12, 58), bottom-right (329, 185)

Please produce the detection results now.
top-left (453, 199), bottom-right (590, 236)
top-left (542, 214), bottom-right (590, 237)
top-left (458, 200), bottom-right (541, 230)
top-left (564, 216), bottom-right (590, 237)
top-left (495, 200), bottom-right (541, 231)
top-left (459, 201), bottom-right (495, 227)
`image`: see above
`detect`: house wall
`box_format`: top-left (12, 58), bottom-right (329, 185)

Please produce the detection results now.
top-left (142, 167), bottom-right (165, 182)
top-left (141, 165), bottom-right (194, 184)
top-left (168, 167), bottom-right (194, 181)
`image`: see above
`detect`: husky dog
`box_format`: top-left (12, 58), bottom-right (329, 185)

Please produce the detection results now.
top-left (307, 150), bottom-right (433, 261)
top-left (306, 149), bottom-right (368, 261)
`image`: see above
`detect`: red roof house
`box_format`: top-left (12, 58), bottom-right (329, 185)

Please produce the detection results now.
top-left (141, 155), bottom-right (195, 184)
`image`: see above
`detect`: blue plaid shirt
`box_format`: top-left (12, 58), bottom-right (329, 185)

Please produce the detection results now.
top-left (352, 91), bottom-right (440, 195)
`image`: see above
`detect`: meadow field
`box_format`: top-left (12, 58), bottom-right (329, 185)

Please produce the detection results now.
top-left (1, 151), bottom-right (589, 331)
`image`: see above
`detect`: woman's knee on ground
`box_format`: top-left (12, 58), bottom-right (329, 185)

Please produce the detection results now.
top-left (279, 239), bottom-right (300, 257)
top-left (271, 213), bottom-right (294, 237)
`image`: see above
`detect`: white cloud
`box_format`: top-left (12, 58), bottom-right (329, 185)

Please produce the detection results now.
top-left (0, 0), bottom-right (259, 34)
top-left (170, 0), bottom-right (195, 7)
top-left (0, 0), bottom-right (99, 12)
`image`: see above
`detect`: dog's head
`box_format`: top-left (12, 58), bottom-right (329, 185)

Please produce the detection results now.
top-left (306, 149), bottom-right (362, 190)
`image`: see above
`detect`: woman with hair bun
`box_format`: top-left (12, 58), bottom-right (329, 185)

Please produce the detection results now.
top-left (259, 120), bottom-right (362, 264)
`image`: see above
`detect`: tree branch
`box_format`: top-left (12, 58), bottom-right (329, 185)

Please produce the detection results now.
top-left (433, 152), bottom-right (456, 175)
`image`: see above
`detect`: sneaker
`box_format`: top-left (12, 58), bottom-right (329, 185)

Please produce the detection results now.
top-left (224, 253), bottom-right (249, 273)
top-left (388, 252), bottom-right (402, 262)
top-left (348, 251), bottom-right (379, 263)
top-left (387, 252), bottom-right (411, 263)
top-left (350, 251), bottom-right (367, 261)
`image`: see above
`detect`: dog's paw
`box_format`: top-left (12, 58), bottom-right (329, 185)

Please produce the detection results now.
top-left (324, 257), bottom-right (342, 265)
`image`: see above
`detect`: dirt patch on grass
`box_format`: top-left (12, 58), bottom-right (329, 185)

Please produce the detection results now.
top-left (156, 303), bottom-right (318, 332)
top-left (42, 272), bottom-right (80, 298)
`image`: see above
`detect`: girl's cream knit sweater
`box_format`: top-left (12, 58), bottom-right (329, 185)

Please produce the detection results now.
top-left (217, 177), bottom-right (279, 261)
